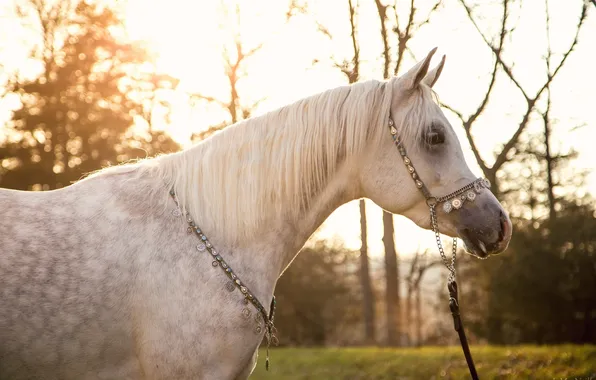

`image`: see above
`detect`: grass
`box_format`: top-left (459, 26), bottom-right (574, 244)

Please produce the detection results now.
top-left (250, 345), bottom-right (596, 379)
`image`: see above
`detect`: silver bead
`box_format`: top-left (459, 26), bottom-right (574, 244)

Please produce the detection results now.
top-left (474, 181), bottom-right (482, 193)
top-left (443, 201), bottom-right (453, 213)
top-left (242, 307), bottom-right (252, 319)
top-left (466, 191), bottom-right (476, 201)
top-left (390, 127), bottom-right (397, 135)
top-left (452, 198), bottom-right (463, 209)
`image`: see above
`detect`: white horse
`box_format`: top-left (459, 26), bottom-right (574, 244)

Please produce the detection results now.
top-left (0, 49), bottom-right (511, 379)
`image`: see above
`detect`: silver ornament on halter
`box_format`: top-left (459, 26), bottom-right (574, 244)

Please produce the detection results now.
top-left (440, 179), bottom-right (491, 214)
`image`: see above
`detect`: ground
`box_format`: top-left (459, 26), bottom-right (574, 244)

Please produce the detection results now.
top-left (251, 345), bottom-right (596, 379)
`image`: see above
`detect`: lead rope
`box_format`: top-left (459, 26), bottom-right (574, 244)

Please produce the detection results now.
top-left (265, 296), bottom-right (277, 370)
top-left (430, 203), bottom-right (479, 380)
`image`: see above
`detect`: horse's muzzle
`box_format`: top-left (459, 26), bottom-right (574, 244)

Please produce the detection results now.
top-left (457, 207), bottom-right (512, 258)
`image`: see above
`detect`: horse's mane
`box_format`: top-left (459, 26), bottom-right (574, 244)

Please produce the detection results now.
top-left (90, 78), bottom-right (438, 242)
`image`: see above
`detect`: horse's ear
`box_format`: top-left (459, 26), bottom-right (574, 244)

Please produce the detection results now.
top-left (423, 55), bottom-right (446, 88)
top-left (400, 47), bottom-right (437, 91)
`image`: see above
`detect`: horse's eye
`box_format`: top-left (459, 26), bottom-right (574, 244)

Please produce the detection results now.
top-left (426, 130), bottom-right (445, 145)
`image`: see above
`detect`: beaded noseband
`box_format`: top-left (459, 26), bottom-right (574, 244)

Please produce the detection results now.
top-left (389, 116), bottom-right (485, 380)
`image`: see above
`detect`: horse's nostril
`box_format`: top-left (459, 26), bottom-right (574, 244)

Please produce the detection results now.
top-left (497, 210), bottom-right (509, 243)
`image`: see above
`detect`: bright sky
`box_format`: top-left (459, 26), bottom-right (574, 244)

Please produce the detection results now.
top-left (2, 0), bottom-right (595, 257)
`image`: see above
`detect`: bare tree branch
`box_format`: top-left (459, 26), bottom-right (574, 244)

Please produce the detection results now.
top-left (541, 0), bottom-right (556, 219)
top-left (467, 0), bottom-right (508, 126)
top-left (440, 102), bottom-right (465, 121)
top-left (441, 0), bottom-right (509, 175)
top-left (458, 0), bottom-right (529, 102)
top-left (286, 0), bottom-right (308, 22)
top-left (315, 21), bottom-right (333, 40)
top-left (457, 0), bottom-right (589, 178)
top-left (188, 93), bottom-right (227, 108)
top-left (391, 0), bottom-right (442, 75)
top-left (374, 0), bottom-right (391, 79)
top-left (403, 0), bottom-right (417, 50)
top-left (348, 0), bottom-right (360, 83)
top-left (411, 0), bottom-right (442, 33)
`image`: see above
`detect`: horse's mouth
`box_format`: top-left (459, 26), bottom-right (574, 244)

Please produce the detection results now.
top-left (458, 228), bottom-right (501, 259)
top-left (461, 237), bottom-right (490, 259)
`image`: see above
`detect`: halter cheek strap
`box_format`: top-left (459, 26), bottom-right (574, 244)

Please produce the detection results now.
top-left (388, 117), bottom-right (484, 380)
top-left (388, 118), bottom-right (490, 217)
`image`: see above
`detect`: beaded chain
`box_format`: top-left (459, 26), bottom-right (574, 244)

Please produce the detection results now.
top-left (168, 190), bottom-right (278, 370)
top-left (388, 116), bottom-right (483, 380)
top-left (387, 117), bottom-right (491, 279)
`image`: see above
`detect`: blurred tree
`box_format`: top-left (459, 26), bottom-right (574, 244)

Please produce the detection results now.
top-left (463, 199), bottom-right (596, 344)
top-left (188, 1), bottom-right (304, 142)
top-left (318, 0), bottom-right (443, 346)
top-left (315, 0), bottom-right (377, 344)
top-left (275, 240), bottom-right (363, 346)
top-left (442, 0), bottom-right (591, 343)
top-left (0, 0), bottom-right (179, 190)
top-left (403, 249), bottom-right (441, 346)
top-left (373, 0), bottom-right (441, 346)
top-left (443, 0), bottom-right (588, 199)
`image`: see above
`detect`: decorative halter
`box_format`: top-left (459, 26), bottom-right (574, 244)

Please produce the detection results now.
top-left (168, 190), bottom-right (278, 371)
top-left (389, 116), bottom-right (486, 380)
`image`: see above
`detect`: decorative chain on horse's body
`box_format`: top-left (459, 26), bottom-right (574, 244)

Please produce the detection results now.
top-left (168, 190), bottom-right (278, 370)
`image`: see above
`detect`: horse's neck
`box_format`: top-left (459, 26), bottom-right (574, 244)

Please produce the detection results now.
top-left (276, 158), bottom-right (360, 269)
top-left (151, 147), bottom-right (360, 278)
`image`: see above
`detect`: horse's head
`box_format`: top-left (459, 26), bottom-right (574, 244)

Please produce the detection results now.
top-left (359, 48), bottom-right (512, 258)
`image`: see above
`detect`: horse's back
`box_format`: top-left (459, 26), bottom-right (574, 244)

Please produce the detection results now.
top-left (0, 181), bottom-right (142, 379)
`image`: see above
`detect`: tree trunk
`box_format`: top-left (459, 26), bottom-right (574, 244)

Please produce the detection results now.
top-left (405, 287), bottom-right (412, 346)
top-left (543, 91), bottom-right (556, 220)
top-left (359, 199), bottom-right (376, 344)
top-left (416, 281), bottom-right (422, 346)
top-left (383, 211), bottom-right (399, 346)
